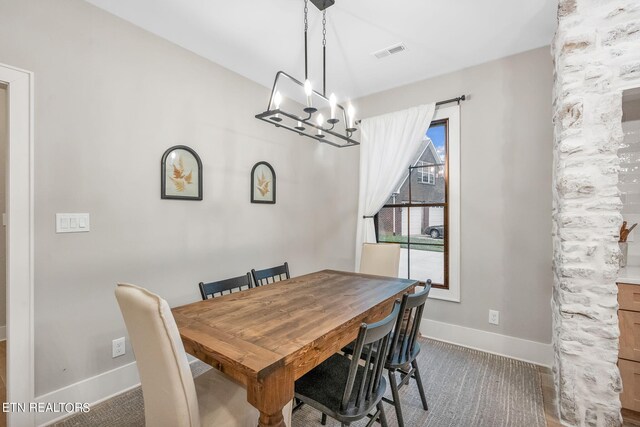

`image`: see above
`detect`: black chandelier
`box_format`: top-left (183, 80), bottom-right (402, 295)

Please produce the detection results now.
top-left (255, 0), bottom-right (359, 148)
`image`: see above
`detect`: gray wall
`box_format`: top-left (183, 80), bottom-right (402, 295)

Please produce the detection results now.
top-left (355, 47), bottom-right (553, 344)
top-left (0, 0), bottom-right (359, 395)
top-left (0, 85), bottom-right (6, 329)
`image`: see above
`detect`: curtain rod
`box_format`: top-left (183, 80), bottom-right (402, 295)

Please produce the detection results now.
top-left (355, 95), bottom-right (466, 125)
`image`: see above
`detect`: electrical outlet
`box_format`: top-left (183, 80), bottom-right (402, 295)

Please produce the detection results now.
top-left (489, 310), bottom-right (500, 325)
top-left (112, 337), bottom-right (125, 358)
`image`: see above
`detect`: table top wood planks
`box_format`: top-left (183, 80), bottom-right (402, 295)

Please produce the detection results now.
top-left (173, 269), bottom-right (418, 427)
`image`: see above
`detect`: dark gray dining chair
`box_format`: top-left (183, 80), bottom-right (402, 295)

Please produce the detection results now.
top-left (342, 281), bottom-right (432, 427)
top-left (384, 282), bottom-right (431, 427)
top-left (198, 273), bottom-right (253, 300)
top-left (251, 262), bottom-right (290, 287)
top-left (294, 301), bottom-right (401, 427)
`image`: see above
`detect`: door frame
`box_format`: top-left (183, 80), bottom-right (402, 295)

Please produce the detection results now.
top-left (0, 62), bottom-right (35, 427)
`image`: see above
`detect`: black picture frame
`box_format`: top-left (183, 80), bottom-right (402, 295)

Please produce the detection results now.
top-left (161, 145), bottom-right (203, 201)
top-left (250, 161), bottom-right (276, 204)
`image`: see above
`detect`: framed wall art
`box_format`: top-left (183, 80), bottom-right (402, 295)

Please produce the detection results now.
top-left (161, 145), bottom-right (203, 200)
top-left (251, 161), bottom-right (276, 204)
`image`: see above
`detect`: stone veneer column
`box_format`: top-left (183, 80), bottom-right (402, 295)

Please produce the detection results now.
top-left (552, 0), bottom-right (640, 425)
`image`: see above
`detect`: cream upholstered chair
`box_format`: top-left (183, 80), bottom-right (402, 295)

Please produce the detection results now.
top-left (115, 283), bottom-right (292, 427)
top-left (359, 243), bottom-right (401, 277)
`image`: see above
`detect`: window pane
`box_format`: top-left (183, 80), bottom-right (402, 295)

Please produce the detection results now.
top-left (378, 206), bottom-right (407, 245)
top-left (400, 206), bottom-right (445, 284)
top-left (427, 123), bottom-right (447, 159)
top-left (386, 122), bottom-right (447, 205)
top-left (410, 164), bottom-right (444, 204)
top-left (411, 122), bottom-right (446, 204)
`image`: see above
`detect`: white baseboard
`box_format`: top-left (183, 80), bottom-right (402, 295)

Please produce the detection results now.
top-left (35, 355), bottom-right (201, 426)
top-left (35, 361), bottom-right (141, 427)
top-left (0, 325), bottom-right (6, 341)
top-left (420, 318), bottom-right (553, 367)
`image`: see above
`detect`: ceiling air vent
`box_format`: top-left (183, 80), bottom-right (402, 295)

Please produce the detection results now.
top-left (372, 43), bottom-right (406, 59)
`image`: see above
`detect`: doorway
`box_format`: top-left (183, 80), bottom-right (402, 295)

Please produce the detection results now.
top-left (0, 82), bottom-right (7, 427)
top-left (0, 63), bottom-right (35, 427)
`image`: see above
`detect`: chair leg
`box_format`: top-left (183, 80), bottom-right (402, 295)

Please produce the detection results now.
top-left (412, 359), bottom-right (428, 411)
top-left (321, 413), bottom-right (327, 425)
top-left (388, 369), bottom-right (404, 427)
top-left (377, 401), bottom-right (389, 427)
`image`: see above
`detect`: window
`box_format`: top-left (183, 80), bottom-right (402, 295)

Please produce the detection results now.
top-left (417, 161), bottom-right (435, 185)
top-left (375, 105), bottom-right (460, 302)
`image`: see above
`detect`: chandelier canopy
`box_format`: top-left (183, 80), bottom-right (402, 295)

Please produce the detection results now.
top-left (255, 0), bottom-right (359, 148)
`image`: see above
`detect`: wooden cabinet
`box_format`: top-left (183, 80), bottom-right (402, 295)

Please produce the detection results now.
top-left (620, 359), bottom-right (640, 412)
top-left (619, 284), bottom-right (640, 312)
top-left (619, 283), bottom-right (640, 412)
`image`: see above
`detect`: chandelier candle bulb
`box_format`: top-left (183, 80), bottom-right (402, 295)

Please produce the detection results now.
top-left (272, 91), bottom-right (283, 122)
top-left (330, 93), bottom-right (337, 119)
top-left (304, 80), bottom-right (313, 107)
top-left (317, 113), bottom-right (325, 137)
top-left (346, 105), bottom-right (357, 131)
top-left (273, 91), bottom-right (282, 110)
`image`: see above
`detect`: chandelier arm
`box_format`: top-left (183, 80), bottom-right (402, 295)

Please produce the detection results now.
top-left (266, 71), bottom-right (286, 111)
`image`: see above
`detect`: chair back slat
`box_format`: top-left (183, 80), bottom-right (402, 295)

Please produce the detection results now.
top-left (355, 342), bottom-right (372, 408)
top-left (341, 301), bottom-right (400, 413)
top-left (199, 273), bottom-right (253, 300)
top-left (251, 262), bottom-right (290, 287)
top-left (407, 303), bottom-right (425, 357)
top-left (389, 282), bottom-right (431, 367)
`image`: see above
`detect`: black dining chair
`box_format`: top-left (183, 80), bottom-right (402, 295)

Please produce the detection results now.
top-left (294, 301), bottom-right (401, 427)
top-left (198, 273), bottom-right (253, 300)
top-left (342, 281), bottom-right (431, 427)
top-left (251, 262), bottom-right (290, 287)
top-left (384, 282), bottom-right (431, 427)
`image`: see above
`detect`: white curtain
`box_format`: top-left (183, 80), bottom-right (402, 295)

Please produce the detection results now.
top-left (355, 103), bottom-right (436, 270)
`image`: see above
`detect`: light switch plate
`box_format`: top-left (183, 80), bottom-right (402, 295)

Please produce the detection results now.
top-left (56, 213), bottom-right (90, 233)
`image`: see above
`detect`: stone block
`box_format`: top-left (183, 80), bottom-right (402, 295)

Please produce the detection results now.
top-left (558, 100), bottom-right (584, 130)
top-left (558, 0), bottom-right (577, 17)
top-left (603, 21), bottom-right (640, 46)
top-left (620, 62), bottom-right (640, 80)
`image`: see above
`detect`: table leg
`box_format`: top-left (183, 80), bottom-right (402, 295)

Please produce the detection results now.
top-left (247, 365), bottom-right (294, 427)
top-left (258, 411), bottom-right (285, 427)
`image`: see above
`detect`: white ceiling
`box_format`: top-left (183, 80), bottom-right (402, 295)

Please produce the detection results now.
top-left (85, 0), bottom-right (558, 101)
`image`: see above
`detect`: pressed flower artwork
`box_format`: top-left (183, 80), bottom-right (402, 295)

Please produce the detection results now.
top-left (161, 145), bottom-right (202, 200)
top-left (251, 162), bottom-right (276, 204)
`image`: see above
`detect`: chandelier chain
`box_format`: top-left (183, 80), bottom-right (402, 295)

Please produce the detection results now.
top-left (304, 0), bottom-right (308, 32)
top-left (322, 10), bottom-right (327, 47)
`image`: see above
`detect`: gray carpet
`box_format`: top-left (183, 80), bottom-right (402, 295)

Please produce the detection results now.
top-left (55, 339), bottom-right (545, 427)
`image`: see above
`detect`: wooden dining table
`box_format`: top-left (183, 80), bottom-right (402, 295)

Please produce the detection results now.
top-left (172, 269), bottom-right (418, 427)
